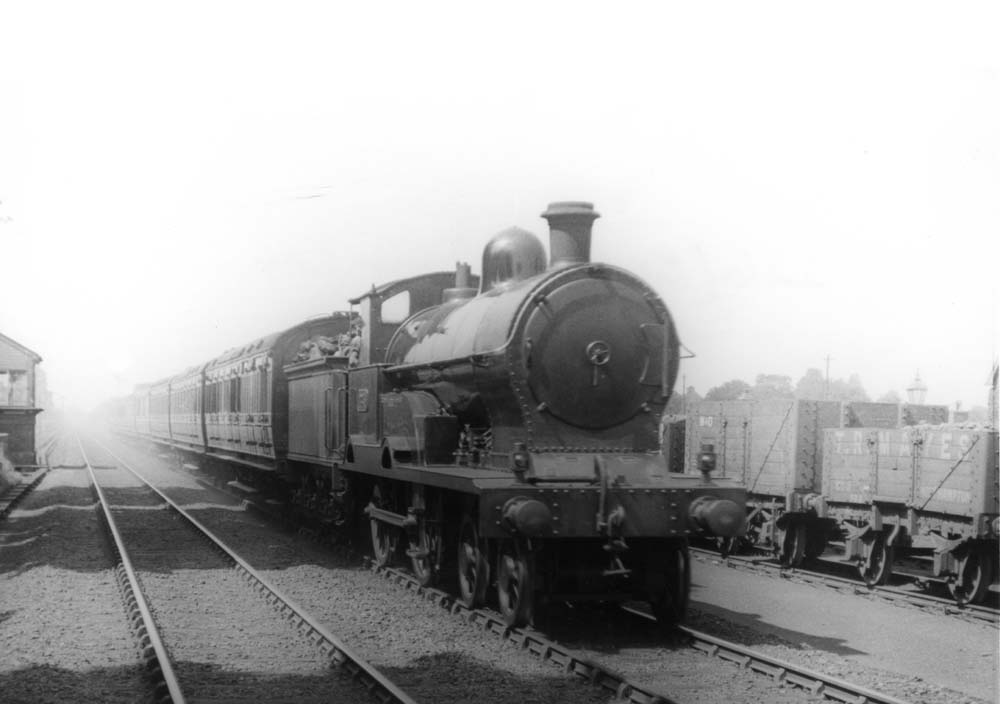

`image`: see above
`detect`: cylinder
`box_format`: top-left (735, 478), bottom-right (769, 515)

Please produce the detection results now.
top-left (502, 497), bottom-right (552, 537)
top-left (688, 496), bottom-right (746, 537)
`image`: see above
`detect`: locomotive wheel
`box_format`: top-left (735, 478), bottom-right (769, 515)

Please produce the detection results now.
top-left (496, 538), bottom-right (534, 627)
top-left (369, 486), bottom-right (398, 568)
top-left (410, 497), bottom-right (443, 587)
top-left (777, 523), bottom-right (806, 567)
top-left (647, 542), bottom-right (691, 627)
top-left (857, 534), bottom-right (893, 587)
top-left (948, 547), bottom-right (994, 605)
top-left (457, 515), bottom-right (489, 608)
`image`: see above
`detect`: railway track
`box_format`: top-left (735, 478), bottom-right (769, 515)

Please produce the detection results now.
top-left (690, 547), bottom-right (1000, 628)
top-left (79, 436), bottom-right (416, 704)
top-left (102, 435), bottom-right (987, 703)
top-left (369, 561), bottom-right (914, 704)
top-left (0, 466), bottom-right (49, 519)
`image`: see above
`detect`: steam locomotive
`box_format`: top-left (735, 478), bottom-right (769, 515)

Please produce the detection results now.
top-left (110, 201), bottom-right (747, 626)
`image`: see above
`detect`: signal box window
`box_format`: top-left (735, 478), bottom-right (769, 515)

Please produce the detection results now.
top-left (0, 370), bottom-right (28, 406)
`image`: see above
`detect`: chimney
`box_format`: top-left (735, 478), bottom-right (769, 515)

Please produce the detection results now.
top-left (541, 201), bottom-right (600, 269)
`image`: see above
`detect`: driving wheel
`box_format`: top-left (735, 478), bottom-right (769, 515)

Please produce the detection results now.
top-left (409, 495), bottom-right (443, 587)
top-left (457, 514), bottom-right (489, 608)
top-left (496, 538), bottom-right (534, 627)
top-left (647, 541), bottom-right (691, 627)
top-left (368, 485), bottom-right (398, 567)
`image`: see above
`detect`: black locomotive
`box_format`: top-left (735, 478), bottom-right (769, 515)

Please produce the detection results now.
top-left (110, 201), bottom-right (746, 626)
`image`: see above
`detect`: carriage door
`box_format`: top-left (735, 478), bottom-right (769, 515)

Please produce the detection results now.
top-left (327, 369), bottom-right (349, 460)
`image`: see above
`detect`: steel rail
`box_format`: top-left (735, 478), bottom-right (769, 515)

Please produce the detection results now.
top-left (676, 618), bottom-right (912, 704)
top-left (77, 436), bottom-right (187, 704)
top-left (369, 560), bottom-right (915, 704)
top-left (690, 547), bottom-right (999, 627)
top-left (0, 467), bottom-right (49, 519)
top-left (91, 437), bottom-right (417, 704)
top-left (370, 562), bottom-right (679, 704)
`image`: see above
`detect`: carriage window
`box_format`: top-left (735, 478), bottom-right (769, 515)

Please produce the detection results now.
top-left (380, 290), bottom-right (410, 324)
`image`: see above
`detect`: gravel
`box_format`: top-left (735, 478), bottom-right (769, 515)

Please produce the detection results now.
top-left (14, 429), bottom-right (987, 704)
top-left (0, 468), bottom-right (147, 703)
top-left (94, 434), bottom-right (617, 704)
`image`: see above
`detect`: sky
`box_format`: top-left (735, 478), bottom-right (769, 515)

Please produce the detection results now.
top-left (1, 1), bottom-right (997, 412)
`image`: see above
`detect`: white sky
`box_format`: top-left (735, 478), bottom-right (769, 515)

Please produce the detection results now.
top-left (1, 1), bottom-right (997, 411)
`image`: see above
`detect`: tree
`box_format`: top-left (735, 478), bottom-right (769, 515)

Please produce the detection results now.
top-left (794, 368), bottom-right (826, 400)
top-left (665, 385), bottom-right (701, 415)
top-left (705, 379), bottom-right (752, 401)
top-left (876, 390), bottom-right (901, 404)
top-left (834, 374), bottom-right (870, 402)
top-left (795, 368), bottom-right (870, 402)
top-left (753, 374), bottom-right (794, 400)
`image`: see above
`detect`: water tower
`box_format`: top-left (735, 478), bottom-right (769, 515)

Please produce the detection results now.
top-left (906, 372), bottom-right (927, 405)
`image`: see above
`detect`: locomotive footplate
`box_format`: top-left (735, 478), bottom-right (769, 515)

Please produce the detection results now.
top-left (474, 481), bottom-right (746, 540)
top-left (351, 452), bottom-right (747, 541)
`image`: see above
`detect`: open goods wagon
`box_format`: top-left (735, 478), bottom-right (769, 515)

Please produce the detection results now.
top-left (824, 425), bottom-right (998, 603)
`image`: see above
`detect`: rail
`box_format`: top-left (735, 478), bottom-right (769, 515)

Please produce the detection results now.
top-left (369, 560), bottom-right (915, 704)
top-left (690, 546), bottom-right (999, 627)
top-left (89, 437), bottom-right (418, 704)
top-left (78, 436), bottom-right (187, 704)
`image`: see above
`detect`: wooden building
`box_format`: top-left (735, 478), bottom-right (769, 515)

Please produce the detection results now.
top-left (0, 332), bottom-right (43, 466)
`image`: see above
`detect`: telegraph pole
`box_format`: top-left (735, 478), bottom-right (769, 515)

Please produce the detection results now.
top-left (681, 374), bottom-right (687, 414)
top-left (824, 355), bottom-right (831, 400)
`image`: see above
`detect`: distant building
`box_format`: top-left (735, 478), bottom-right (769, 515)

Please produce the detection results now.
top-left (0, 332), bottom-right (44, 466)
top-left (906, 372), bottom-right (927, 405)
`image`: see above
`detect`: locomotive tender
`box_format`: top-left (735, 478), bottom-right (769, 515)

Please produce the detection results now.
top-left (111, 201), bottom-right (747, 626)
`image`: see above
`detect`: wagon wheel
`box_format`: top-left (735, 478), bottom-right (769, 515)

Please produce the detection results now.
top-left (857, 534), bottom-right (893, 587)
top-left (410, 495), bottom-right (443, 587)
top-left (368, 485), bottom-right (398, 568)
top-left (948, 547), bottom-right (994, 605)
top-left (457, 514), bottom-right (489, 608)
top-left (647, 542), bottom-right (691, 627)
top-left (716, 536), bottom-right (739, 559)
top-left (777, 522), bottom-right (806, 567)
top-left (496, 538), bottom-right (535, 627)
top-left (742, 514), bottom-right (763, 549)
top-left (803, 526), bottom-right (828, 560)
